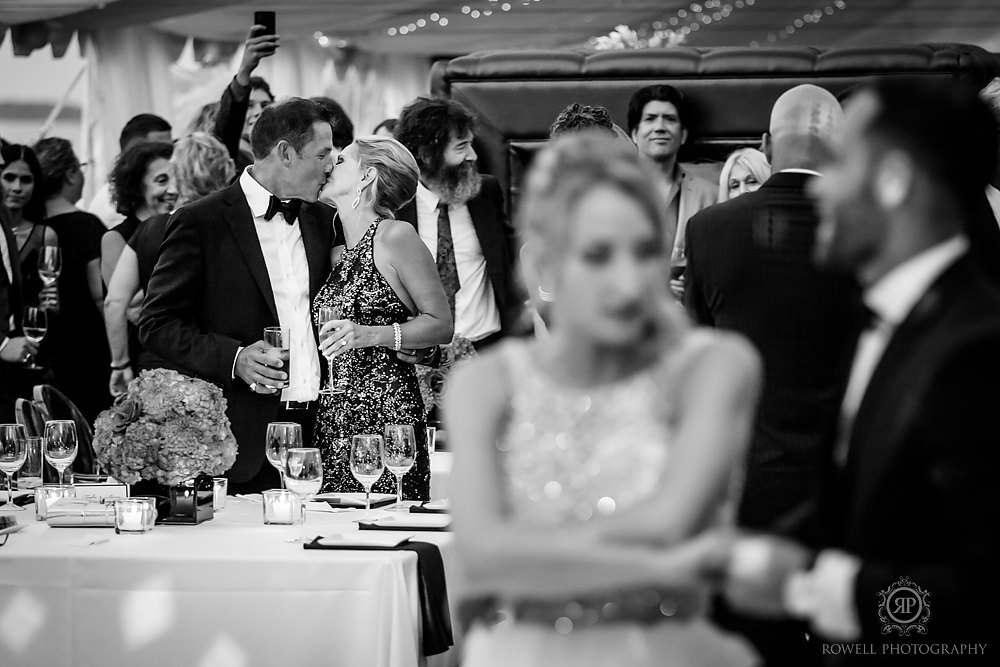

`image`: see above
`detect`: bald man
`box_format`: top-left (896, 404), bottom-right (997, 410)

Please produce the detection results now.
top-left (685, 84), bottom-right (863, 665)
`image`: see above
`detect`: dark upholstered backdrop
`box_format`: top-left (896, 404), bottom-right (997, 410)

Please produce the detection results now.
top-left (431, 44), bottom-right (1000, 213)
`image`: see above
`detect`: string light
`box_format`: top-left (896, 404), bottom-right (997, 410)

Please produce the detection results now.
top-left (753, 0), bottom-right (847, 46)
top-left (590, 1), bottom-right (749, 50)
top-left (387, 1), bottom-right (542, 38)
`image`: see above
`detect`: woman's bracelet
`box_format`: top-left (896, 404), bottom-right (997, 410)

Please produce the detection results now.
top-left (392, 322), bottom-right (402, 351)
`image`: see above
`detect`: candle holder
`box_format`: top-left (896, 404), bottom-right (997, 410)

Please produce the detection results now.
top-left (34, 484), bottom-right (76, 521)
top-left (114, 497), bottom-right (156, 534)
top-left (262, 488), bottom-right (296, 525)
top-left (212, 477), bottom-right (228, 511)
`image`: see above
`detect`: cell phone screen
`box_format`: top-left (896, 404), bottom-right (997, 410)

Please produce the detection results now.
top-left (254, 11), bottom-right (276, 37)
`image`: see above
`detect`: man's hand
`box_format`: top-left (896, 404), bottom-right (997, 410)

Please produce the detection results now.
top-left (396, 346), bottom-right (438, 366)
top-left (669, 275), bottom-right (686, 302)
top-left (0, 337), bottom-right (39, 364)
top-left (234, 340), bottom-right (287, 394)
top-left (235, 26), bottom-right (280, 87)
top-left (39, 285), bottom-right (60, 312)
top-left (723, 534), bottom-right (812, 618)
top-left (109, 367), bottom-right (135, 397)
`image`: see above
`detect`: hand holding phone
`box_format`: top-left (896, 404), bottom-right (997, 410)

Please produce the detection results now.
top-left (239, 10), bottom-right (279, 82)
top-left (253, 11), bottom-right (276, 39)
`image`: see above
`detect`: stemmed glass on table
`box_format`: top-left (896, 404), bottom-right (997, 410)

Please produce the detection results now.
top-left (350, 434), bottom-right (385, 514)
top-left (284, 447), bottom-right (322, 542)
top-left (383, 425), bottom-right (416, 511)
top-left (0, 424), bottom-right (28, 510)
top-left (43, 420), bottom-right (77, 486)
top-left (21, 306), bottom-right (48, 370)
top-left (317, 306), bottom-right (348, 395)
top-left (266, 422), bottom-right (301, 489)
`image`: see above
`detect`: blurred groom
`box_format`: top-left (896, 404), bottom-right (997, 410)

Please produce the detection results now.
top-left (140, 98), bottom-right (335, 494)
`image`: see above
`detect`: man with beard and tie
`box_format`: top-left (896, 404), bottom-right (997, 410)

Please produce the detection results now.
top-left (140, 98), bottom-right (335, 494)
top-left (394, 97), bottom-right (519, 351)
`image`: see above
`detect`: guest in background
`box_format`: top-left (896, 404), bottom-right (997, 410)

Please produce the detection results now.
top-left (87, 114), bottom-right (172, 228)
top-left (717, 147), bottom-right (770, 203)
top-left (395, 96), bottom-right (519, 350)
top-left (311, 96), bottom-right (355, 155)
top-left (726, 79), bottom-right (1000, 661)
top-left (372, 118), bottom-right (397, 137)
top-left (548, 102), bottom-right (615, 137)
top-left (187, 101), bottom-right (221, 135)
top-left (627, 84), bottom-right (716, 268)
top-left (448, 132), bottom-right (758, 667)
top-left (104, 132), bottom-right (235, 395)
top-left (684, 84), bottom-right (860, 666)
top-left (34, 137), bottom-right (111, 422)
top-left (0, 206), bottom-right (39, 422)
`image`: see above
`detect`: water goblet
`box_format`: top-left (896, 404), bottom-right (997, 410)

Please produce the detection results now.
top-left (22, 306), bottom-right (48, 370)
top-left (0, 424), bottom-right (28, 510)
top-left (350, 434), bottom-right (385, 514)
top-left (383, 425), bottom-right (416, 511)
top-left (265, 422), bottom-right (301, 489)
top-left (43, 420), bottom-right (77, 486)
top-left (284, 447), bottom-right (322, 542)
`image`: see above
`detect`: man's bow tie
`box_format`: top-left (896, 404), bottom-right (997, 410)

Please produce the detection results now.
top-left (264, 195), bottom-right (302, 224)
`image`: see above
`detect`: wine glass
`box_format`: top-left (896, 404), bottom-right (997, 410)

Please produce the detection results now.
top-left (265, 422), bottom-right (301, 489)
top-left (350, 434), bottom-right (385, 513)
top-left (317, 306), bottom-right (343, 395)
top-left (43, 420), bottom-right (77, 486)
top-left (21, 306), bottom-right (47, 370)
top-left (383, 425), bottom-right (416, 511)
top-left (284, 447), bottom-right (322, 542)
top-left (38, 246), bottom-right (62, 286)
top-left (0, 424), bottom-right (28, 511)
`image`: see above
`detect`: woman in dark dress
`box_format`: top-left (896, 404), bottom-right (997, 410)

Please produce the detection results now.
top-left (34, 138), bottom-right (112, 422)
top-left (313, 136), bottom-right (453, 499)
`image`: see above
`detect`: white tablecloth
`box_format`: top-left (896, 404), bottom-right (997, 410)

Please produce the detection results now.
top-left (0, 494), bottom-right (458, 667)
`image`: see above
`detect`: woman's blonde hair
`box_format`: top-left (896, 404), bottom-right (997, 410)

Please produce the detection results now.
top-left (354, 136), bottom-right (419, 220)
top-left (171, 132), bottom-right (235, 206)
top-left (717, 147), bottom-right (770, 203)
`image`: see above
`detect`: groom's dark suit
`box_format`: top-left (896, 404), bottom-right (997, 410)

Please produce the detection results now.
top-left (818, 254), bottom-right (1000, 655)
top-left (139, 181), bottom-right (333, 484)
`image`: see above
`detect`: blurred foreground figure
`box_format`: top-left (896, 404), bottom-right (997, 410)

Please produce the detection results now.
top-left (725, 79), bottom-right (1000, 664)
top-left (447, 132), bottom-right (760, 667)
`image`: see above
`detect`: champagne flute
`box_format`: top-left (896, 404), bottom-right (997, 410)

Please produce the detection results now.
top-left (22, 306), bottom-right (47, 370)
top-left (38, 245), bottom-right (62, 286)
top-left (265, 422), bottom-right (301, 489)
top-left (43, 420), bottom-right (77, 486)
top-left (0, 424), bottom-right (28, 510)
top-left (350, 434), bottom-right (384, 514)
top-left (284, 447), bottom-right (322, 542)
top-left (263, 326), bottom-right (290, 392)
top-left (317, 306), bottom-right (343, 395)
top-left (383, 425), bottom-right (416, 511)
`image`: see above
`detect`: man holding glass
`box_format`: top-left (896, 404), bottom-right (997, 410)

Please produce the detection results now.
top-left (140, 98), bottom-right (335, 494)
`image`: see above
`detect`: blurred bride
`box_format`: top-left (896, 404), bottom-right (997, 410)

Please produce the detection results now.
top-left (446, 133), bottom-right (761, 666)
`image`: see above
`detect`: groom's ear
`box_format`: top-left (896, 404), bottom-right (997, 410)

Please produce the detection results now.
top-left (275, 140), bottom-right (295, 165)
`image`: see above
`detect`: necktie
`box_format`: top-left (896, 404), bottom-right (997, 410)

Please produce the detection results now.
top-left (264, 195), bottom-right (302, 224)
top-left (435, 202), bottom-right (461, 319)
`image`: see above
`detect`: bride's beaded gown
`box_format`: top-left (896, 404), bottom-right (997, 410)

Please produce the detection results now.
top-left (461, 335), bottom-right (757, 667)
top-left (311, 219), bottom-right (430, 499)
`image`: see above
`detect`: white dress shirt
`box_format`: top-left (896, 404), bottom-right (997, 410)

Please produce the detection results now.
top-left (986, 184), bottom-right (1000, 229)
top-left (415, 182), bottom-right (500, 341)
top-left (239, 168), bottom-right (320, 402)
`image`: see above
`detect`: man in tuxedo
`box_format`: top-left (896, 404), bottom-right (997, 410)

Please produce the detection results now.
top-left (140, 98), bottom-right (335, 494)
top-left (394, 97), bottom-right (518, 350)
top-left (1, 207), bottom-right (39, 422)
top-left (685, 85), bottom-right (861, 664)
top-left (724, 80), bottom-right (1000, 662)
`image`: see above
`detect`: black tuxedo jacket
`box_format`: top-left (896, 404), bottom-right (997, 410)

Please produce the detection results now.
top-left (685, 172), bottom-right (862, 540)
top-left (397, 175), bottom-right (520, 335)
top-left (820, 255), bottom-right (1000, 651)
top-left (139, 182), bottom-right (333, 482)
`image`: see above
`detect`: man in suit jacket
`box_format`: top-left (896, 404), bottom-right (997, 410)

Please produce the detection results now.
top-left (724, 80), bottom-right (999, 663)
top-left (1, 208), bottom-right (40, 422)
top-left (140, 98), bottom-right (335, 494)
top-left (394, 97), bottom-right (518, 349)
top-left (685, 85), bottom-right (860, 665)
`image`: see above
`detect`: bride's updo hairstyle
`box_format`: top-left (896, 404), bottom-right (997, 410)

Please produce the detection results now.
top-left (354, 136), bottom-right (420, 220)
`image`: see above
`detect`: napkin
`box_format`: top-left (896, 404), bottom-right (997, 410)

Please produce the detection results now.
top-left (45, 499), bottom-right (116, 527)
top-left (359, 514), bottom-right (451, 531)
top-left (304, 538), bottom-right (453, 656)
top-left (312, 492), bottom-right (396, 509)
top-left (409, 498), bottom-right (450, 514)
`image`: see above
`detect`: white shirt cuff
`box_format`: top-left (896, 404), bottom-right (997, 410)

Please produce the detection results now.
top-left (784, 549), bottom-right (862, 641)
top-left (232, 346), bottom-right (244, 381)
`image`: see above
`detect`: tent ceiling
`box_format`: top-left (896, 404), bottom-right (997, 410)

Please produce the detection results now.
top-left (2, 0), bottom-right (999, 56)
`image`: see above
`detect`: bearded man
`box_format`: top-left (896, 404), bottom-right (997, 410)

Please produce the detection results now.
top-left (394, 97), bottom-right (518, 350)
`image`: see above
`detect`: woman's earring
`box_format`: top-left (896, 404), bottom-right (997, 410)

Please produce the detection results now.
top-left (351, 186), bottom-right (362, 210)
top-left (537, 286), bottom-right (554, 303)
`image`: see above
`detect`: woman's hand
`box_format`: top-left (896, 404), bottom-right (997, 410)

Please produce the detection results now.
top-left (109, 367), bottom-right (134, 397)
top-left (319, 319), bottom-right (365, 358)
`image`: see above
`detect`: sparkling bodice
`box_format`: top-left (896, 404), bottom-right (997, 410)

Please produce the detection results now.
top-left (497, 339), bottom-right (685, 525)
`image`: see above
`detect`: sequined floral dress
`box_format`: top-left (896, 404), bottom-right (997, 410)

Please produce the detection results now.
top-left (462, 336), bottom-right (757, 667)
top-left (312, 219), bottom-right (430, 499)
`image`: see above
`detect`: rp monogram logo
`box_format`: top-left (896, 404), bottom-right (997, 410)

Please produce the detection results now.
top-left (878, 576), bottom-right (931, 636)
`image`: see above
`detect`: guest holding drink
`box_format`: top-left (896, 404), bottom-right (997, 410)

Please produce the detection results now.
top-left (447, 133), bottom-right (759, 666)
top-left (314, 136), bottom-right (452, 500)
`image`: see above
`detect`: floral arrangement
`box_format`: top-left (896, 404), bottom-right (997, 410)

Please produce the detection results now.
top-left (589, 24), bottom-right (686, 50)
top-left (415, 336), bottom-right (478, 421)
top-left (93, 369), bottom-right (238, 486)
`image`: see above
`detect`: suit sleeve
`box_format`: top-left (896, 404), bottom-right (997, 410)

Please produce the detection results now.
top-left (214, 78), bottom-right (249, 163)
top-left (683, 211), bottom-right (714, 326)
top-left (488, 176), bottom-right (522, 308)
top-left (138, 208), bottom-right (241, 387)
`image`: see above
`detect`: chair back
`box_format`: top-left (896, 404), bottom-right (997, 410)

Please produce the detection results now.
top-left (14, 397), bottom-right (46, 438)
top-left (33, 384), bottom-right (98, 476)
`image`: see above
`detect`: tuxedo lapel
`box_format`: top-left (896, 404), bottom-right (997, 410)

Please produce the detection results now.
top-left (221, 184), bottom-right (278, 321)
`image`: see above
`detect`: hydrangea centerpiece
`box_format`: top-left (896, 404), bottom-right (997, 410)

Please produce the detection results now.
top-left (93, 369), bottom-right (238, 486)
